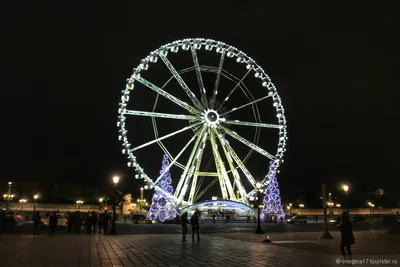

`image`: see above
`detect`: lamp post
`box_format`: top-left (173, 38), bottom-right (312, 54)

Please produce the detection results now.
top-left (342, 184), bottom-right (349, 213)
top-left (299, 204), bottom-right (305, 215)
top-left (76, 200), bottom-right (83, 211)
top-left (99, 198), bottom-right (104, 211)
top-left (3, 193), bottom-right (15, 209)
top-left (255, 182), bottom-right (264, 234)
top-left (286, 203), bottom-right (292, 217)
top-left (368, 202), bottom-right (375, 220)
top-left (109, 176), bottom-right (120, 235)
top-left (320, 181), bottom-right (333, 239)
top-left (19, 199), bottom-right (27, 212)
top-left (336, 203), bottom-right (341, 214)
top-left (33, 194), bottom-right (39, 213)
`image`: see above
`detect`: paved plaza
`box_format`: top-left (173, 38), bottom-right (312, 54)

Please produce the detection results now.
top-left (1, 231), bottom-right (400, 267)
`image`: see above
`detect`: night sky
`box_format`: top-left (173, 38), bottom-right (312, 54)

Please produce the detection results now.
top-left (1, 2), bottom-right (399, 207)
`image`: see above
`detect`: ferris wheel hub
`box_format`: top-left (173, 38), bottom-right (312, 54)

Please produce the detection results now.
top-left (204, 109), bottom-right (221, 128)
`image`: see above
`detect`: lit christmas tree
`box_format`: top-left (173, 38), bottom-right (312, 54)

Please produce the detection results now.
top-left (261, 161), bottom-right (285, 220)
top-left (147, 154), bottom-right (179, 222)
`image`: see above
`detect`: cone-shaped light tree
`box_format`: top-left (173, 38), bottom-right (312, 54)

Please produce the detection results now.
top-left (147, 154), bottom-right (178, 222)
top-left (261, 161), bottom-right (285, 220)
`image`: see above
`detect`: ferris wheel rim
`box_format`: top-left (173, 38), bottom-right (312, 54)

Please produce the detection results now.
top-left (117, 38), bottom-right (287, 205)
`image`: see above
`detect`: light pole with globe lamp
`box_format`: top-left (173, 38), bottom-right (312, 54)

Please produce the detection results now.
top-left (33, 194), bottom-right (39, 213)
top-left (19, 199), bottom-right (27, 212)
top-left (99, 198), bottom-right (104, 211)
top-left (342, 184), bottom-right (349, 212)
top-left (109, 176), bottom-right (119, 235)
top-left (299, 204), bottom-right (305, 215)
top-left (255, 182), bottom-right (264, 234)
top-left (76, 200), bottom-right (83, 211)
top-left (368, 202), bottom-right (375, 220)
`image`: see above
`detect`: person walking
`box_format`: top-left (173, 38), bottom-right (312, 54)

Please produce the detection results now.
top-left (49, 211), bottom-right (57, 237)
top-left (190, 210), bottom-right (200, 242)
top-left (103, 211), bottom-right (110, 234)
top-left (32, 211), bottom-right (41, 235)
top-left (85, 211), bottom-right (93, 234)
top-left (338, 211), bottom-right (355, 261)
top-left (180, 212), bottom-right (189, 241)
top-left (91, 211), bottom-right (98, 235)
top-left (98, 212), bottom-right (104, 235)
top-left (74, 211), bottom-right (82, 235)
top-left (67, 211), bottom-right (74, 235)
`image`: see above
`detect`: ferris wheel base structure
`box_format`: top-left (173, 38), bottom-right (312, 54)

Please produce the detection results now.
top-left (117, 38), bottom-right (288, 213)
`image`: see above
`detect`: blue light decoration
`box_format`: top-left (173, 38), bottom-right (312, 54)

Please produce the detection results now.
top-left (261, 161), bottom-right (285, 221)
top-left (147, 154), bottom-right (178, 222)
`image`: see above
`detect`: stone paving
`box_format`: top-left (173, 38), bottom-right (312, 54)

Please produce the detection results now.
top-left (0, 233), bottom-right (399, 267)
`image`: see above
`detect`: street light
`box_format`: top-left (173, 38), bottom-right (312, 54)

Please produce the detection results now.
top-left (299, 204), bottom-right (305, 215)
top-left (254, 182), bottom-right (264, 234)
top-left (99, 198), bottom-right (104, 211)
top-left (33, 194), bottom-right (39, 213)
top-left (342, 184), bottom-right (349, 212)
top-left (110, 176), bottom-right (120, 235)
top-left (76, 200), bottom-right (83, 210)
top-left (19, 199), bottom-right (27, 212)
top-left (368, 202), bottom-right (375, 220)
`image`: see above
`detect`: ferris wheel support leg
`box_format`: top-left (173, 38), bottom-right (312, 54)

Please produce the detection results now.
top-left (210, 51), bottom-right (225, 109)
top-left (188, 144), bottom-right (205, 203)
top-left (223, 139), bottom-right (257, 189)
top-left (153, 130), bottom-right (199, 186)
top-left (215, 129), bottom-right (248, 204)
top-left (191, 46), bottom-right (208, 108)
top-left (174, 126), bottom-right (207, 199)
top-left (210, 129), bottom-right (234, 200)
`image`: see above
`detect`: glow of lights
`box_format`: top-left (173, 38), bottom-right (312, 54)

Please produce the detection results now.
top-left (147, 154), bottom-right (178, 222)
top-left (117, 38), bottom-right (288, 205)
top-left (261, 161), bottom-right (285, 220)
top-left (342, 184), bottom-right (349, 193)
top-left (113, 176), bottom-right (120, 184)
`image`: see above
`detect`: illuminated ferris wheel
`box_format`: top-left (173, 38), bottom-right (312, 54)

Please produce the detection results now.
top-left (117, 38), bottom-right (287, 206)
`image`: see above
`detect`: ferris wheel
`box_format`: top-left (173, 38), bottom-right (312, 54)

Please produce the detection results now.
top-left (117, 38), bottom-right (287, 206)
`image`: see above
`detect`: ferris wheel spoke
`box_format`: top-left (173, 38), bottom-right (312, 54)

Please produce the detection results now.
top-left (210, 51), bottom-right (225, 109)
top-left (125, 110), bottom-right (198, 121)
top-left (135, 77), bottom-right (200, 115)
top-left (153, 127), bottom-right (202, 186)
top-left (210, 129), bottom-right (234, 200)
top-left (224, 120), bottom-right (280, 129)
top-left (221, 95), bottom-right (270, 116)
top-left (190, 46), bottom-right (208, 108)
top-left (223, 141), bottom-right (257, 189)
top-left (129, 121), bottom-right (202, 152)
top-left (214, 129), bottom-right (248, 204)
top-left (220, 126), bottom-right (276, 161)
top-left (158, 54), bottom-right (204, 111)
top-left (175, 126), bottom-right (207, 200)
top-left (219, 68), bottom-right (252, 109)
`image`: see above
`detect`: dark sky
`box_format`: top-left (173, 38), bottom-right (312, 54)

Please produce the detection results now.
top-left (1, 2), bottom-right (399, 207)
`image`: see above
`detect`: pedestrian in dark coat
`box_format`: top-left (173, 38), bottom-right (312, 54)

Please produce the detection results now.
top-left (180, 212), bottom-right (189, 241)
top-left (32, 211), bottom-right (41, 235)
top-left (74, 211), bottom-right (82, 234)
top-left (49, 211), bottom-right (58, 236)
top-left (190, 211), bottom-right (200, 242)
top-left (67, 211), bottom-right (74, 235)
top-left (338, 211), bottom-right (355, 260)
top-left (91, 211), bottom-right (98, 235)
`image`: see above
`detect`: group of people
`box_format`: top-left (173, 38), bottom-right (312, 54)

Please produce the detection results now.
top-left (180, 210), bottom-right (200, 242)
top-left (32, 210), bottom-right (113, 236)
